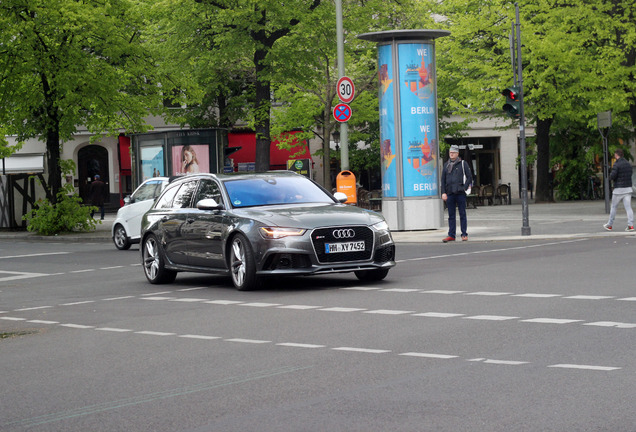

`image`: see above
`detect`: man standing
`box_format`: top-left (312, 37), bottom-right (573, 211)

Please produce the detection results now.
top-left (441, 145), bottom-right (472, 242)
top-left (604, 148), bottom-right (634, 231)
top-left (89, 175), bottom-right (107, 220)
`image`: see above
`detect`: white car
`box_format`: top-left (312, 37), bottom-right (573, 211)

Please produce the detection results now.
top-left (112, 177), bottom-right (170, 250)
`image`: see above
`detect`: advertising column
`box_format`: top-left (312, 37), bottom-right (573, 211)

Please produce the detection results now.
top-left (359, 30), bottom-right (450, 231)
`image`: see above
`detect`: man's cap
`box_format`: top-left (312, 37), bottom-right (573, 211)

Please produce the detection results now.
top-left (94, 175), bottom-right (100, 180)
top-left (449, 145), bottom-right (459, 153)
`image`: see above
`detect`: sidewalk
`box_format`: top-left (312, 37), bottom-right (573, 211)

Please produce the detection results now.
top-left (0, 200), bottom-right (632, 243)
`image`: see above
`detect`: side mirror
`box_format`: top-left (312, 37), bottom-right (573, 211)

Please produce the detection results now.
top-left (333, 192), bottom-right (348, 203)
top-left (123, 196), bottom-right (131, 205)
top-left (197, 198), bottom-right (224, 211)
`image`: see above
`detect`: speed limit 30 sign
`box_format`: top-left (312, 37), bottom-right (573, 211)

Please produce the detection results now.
top-left (337, 76), bottom-right (355, 104)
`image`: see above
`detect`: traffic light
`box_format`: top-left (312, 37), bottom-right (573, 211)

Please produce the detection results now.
top-left (501, 86), bottom-right (521, 119)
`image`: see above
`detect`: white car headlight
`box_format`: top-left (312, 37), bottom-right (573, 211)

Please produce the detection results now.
top-left (259, 227), bottom-right (306, 239)
top-left (371, 220), bottom-right (389, 231)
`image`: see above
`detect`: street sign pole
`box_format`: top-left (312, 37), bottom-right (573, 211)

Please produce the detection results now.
top-left (514, 3), bottom-right (531, 236)
top-left (335, 0), bottom-right (349, 170)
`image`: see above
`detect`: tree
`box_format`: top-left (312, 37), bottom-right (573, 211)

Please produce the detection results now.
top-left (271, 0), bottom-right (436, 189)
top-left (432, 0), bottom-right (636, 202)
top-left (188, 0), bottom-right (322, 172)
top-left (0, 0), bottom-right (164, 201)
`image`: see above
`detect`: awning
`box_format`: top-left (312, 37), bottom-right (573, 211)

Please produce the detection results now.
top-left (1, 153), bottom-right (45, 174)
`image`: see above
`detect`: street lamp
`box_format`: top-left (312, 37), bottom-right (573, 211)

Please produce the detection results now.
top-left (332, 130), bottom-right (340, 151)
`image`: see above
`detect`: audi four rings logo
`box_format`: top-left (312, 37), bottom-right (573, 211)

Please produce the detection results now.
top-left (332, 229), bottom-right (356, 239)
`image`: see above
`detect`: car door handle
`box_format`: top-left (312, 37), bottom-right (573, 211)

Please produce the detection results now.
top-left (186, 218), bottom-right (195, 224)
top-left (161, 216), bottom-right (169, 222)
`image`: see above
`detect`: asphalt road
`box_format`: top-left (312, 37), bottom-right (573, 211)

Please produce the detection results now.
top-left (1, 237), bottom-right (635, 431)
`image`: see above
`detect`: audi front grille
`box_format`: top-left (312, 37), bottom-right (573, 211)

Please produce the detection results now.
top-left (311, 226), bottom-right (374, 263)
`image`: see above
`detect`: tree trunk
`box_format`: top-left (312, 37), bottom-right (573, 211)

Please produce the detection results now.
top-left (253, 47), bottom-right (271, 172)
top-left (534, 117), bottom-right (553, 203)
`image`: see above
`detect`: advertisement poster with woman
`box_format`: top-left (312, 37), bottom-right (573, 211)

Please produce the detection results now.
top-left (171, 144), bottom-right (210, 175)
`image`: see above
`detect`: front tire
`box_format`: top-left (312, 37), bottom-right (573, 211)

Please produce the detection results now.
top-left (113, 224), bottom-right (131, 250)
top-left (229, 234), bottom-right (259, 291)
top-left (142, 234), bottom-right (177, 284)
top-left (355, 268), bottom-right (389, 282)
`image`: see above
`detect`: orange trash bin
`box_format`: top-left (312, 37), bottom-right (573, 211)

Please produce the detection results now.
top-left (336, 170), bottom-right (357, 204)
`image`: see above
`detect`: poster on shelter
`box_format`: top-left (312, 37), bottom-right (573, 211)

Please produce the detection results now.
top-left (141, 146), bottom-right (165, 181)
top-left (378, 44), bottom-right (397, 198)
top-left (397, 42), bottom-right (438, 197)
top-left (172, 144), bottom-right (210, 176)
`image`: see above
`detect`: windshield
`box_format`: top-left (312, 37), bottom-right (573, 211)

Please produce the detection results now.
top-left (223, 176), bottom-right (334, 208)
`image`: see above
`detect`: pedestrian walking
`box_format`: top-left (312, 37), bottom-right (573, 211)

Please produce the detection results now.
top-left (604, 148), bottom-right (634, 231)
top-left (89, 175), bottom-right (107, 220)
top-left (441, 145), bottom-right (472, 242)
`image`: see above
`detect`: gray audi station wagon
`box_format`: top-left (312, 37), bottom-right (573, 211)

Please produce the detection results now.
top-left (140, 171), bottom-right (396, 290)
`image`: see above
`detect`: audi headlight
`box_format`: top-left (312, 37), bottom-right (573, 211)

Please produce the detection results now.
top-left (371, 220), bottom-right (389, 232)
top-left (259, 227), bottom-right (306, 239)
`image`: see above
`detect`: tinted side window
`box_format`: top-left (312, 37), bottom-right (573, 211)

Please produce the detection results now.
top-left (155, 184), bottom-right (180, 209)
top-left (195, 179), bottom-right (222, 205)
top-left (172, 181), bottom-right (198, 209)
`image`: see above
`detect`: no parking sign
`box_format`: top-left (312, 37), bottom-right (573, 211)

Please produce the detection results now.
top-left (333, 103), bottom-right (352, 122)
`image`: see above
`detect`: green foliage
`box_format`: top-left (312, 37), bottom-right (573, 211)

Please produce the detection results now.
top-left (22, 159), bottom-right (98, 235)
top-left (22, 189), bottom-right (98, 235)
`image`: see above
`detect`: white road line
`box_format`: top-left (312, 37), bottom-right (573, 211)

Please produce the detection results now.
top-left (464, 315), bottom-right (519, 321)
top-left (27, 320), bottom-right (59, 324)
top-left (513, 293), bottom-right (562, 298)
top-left (100, 266), bottom-right (124, 270)
top-left (205, 300), bottom-right (244, 305)
top-left (277, 305), bottom-right (322, 310)
top-left (564, 295), bottom-right (615, 300)
top-left (135, 331), bottom-right (176, 336)
top-left (60, 324), bottom-right (94, 329)
top-left (617, 297), bottom-right (636, 301)
top-left (15, 306), bottom-right (52, 311)
top-left (466, 291), bottom-right (512, 296)
top-left (177, 287), bottom-right (207, 291)
top-left (319, 307), bottom-right (367, 312)
top-left (239, 302), bottom-right (282, 307)
top-left (400, 352), bottom-right (458, 359)
top-left (381, 288), bottom-right (420, 293)
top-left (102, 296), bottom-right (135, 301)
top-left (141, 297), bottom-right (176, 301)
top-left (548, 364), bottom-right (621, 371)
top-left (70, 269), bottom-right (95, 273)
top-left (421, 290), bottom-right (466, 295)
top-left (332, 347), bottom-right (391, 354)
top-left (277, 343), bottom-right (325, 348)
top-left (141, 291), bottom-right (172, 296)
top-left (179, 334), bottom-right (221, 340)
top-left (364, 309), bottom-right (415, 315)
top-left (169, 298), bottom-right (207, 303)
top-left (412, 312), bottom-right (465, 318)
top-left (0, 252), bottom-right (69, 260)
top-left (343, 287), bottom-right (380, 291)
top-left (96, 327), bottom-right (132, 332)
top-left (0, 271), bottom-right (49, 282)
top-left (1, 317), bottom-right (26, 321)
top-left (225, 338), bottom-right (271, 344)
top-left (583, 322), bottom-right (636, 329)
top-left (60, 301), bottom-right (95, 306)
top-left (521, 318), bottom-right (584, 324)
top-left (483, 359), bottom-right (529, 365)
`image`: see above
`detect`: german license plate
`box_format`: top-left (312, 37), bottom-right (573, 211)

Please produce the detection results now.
top-left (325, 241), bottom-right (365, 253)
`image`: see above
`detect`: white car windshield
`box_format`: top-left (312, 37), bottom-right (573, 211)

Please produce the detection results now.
top-left (223, 177), bottom-right (334, 208)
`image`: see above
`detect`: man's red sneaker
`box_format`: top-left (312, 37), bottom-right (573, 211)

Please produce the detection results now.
top-left (442, 236), bottom-right (455, 243)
